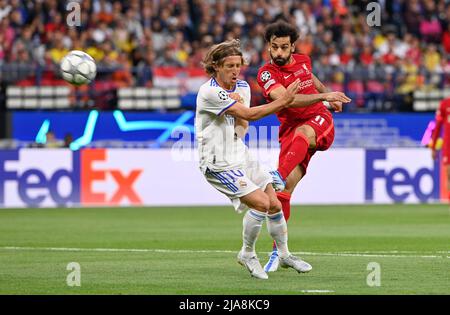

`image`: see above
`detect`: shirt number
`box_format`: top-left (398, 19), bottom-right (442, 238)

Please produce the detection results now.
top-left (314, 115), bottom-right (325, 126)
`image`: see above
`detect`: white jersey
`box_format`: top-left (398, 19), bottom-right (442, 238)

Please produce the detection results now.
top-left (195, 78), bottom-right (251, 173)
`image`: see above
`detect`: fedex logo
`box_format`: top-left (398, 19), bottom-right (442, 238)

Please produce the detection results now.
top-left (0, 149), bottom-right (143, 207)
top-left (365, 150), bottom-right (439, 203)
top-left (0, 150), bottom-right (80, 207)
top-left (81, 149), bottom-right (142, 205)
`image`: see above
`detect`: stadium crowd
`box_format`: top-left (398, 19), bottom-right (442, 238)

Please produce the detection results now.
top-left (0, 0), bottom-right (449, 111)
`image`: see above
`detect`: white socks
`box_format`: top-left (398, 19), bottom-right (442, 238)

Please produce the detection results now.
top-left (241, 210), bottom-right (266, 257)
top-left (266, 211), bottom-right (290, 258)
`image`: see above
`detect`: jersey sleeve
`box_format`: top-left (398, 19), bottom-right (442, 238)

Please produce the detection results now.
top-left (200, 86), bottom-right (237, 116)
top-left (256, 67), bottom-right (283, 100)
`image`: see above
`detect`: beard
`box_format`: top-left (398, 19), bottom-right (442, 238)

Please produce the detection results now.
top-left (272, 54), bottom-right (291, 66)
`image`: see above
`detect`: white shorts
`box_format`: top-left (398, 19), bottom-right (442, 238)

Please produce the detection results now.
top-left (204, 160), bottom-right (273, 213)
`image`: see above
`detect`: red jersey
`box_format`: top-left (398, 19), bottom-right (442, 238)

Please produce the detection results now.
top-left (257, 53), bottom-right (326, 126)
top-left (431, 98), bottom-right (450, 158)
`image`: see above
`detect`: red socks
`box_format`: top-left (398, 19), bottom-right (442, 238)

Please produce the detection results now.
top-left (272, 191), bottom-right (292, 251)
top-left (277, 192), bottom-right (291, 221)
top-left (277, 133), bottom-right (309, 180)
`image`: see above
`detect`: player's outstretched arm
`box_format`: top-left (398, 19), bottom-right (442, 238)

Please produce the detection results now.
top-left (225, 79), bottom-right (300, 121)
top-left (311, 73), bottom-right (349, 112)
top-left (269, 85), bottom-right (351, 110)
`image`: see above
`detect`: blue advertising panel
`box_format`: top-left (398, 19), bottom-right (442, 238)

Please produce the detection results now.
top-left (12, 111), bottom-right (433, 148)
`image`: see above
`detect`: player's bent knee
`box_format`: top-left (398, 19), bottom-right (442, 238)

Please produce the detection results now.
top-left (243, 191), bottom-right (270, 212)
top-left (254, 198), bottom-right (270, 212)
top-left (257, 200), bottom-right (270, 212)
top-left (295, 125), bottom-right (316, 148)
top-left (268, 199), bottom-right (282, 214)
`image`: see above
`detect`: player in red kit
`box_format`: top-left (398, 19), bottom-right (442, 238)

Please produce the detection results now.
top-left (256, 21), bottom-right (351, 272)
top-left (431, 97), bottom-right (450, 200)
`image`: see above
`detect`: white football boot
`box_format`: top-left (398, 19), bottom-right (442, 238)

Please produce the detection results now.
top-left (269, 170), bottom-right (286, 192)
top-left (264, 250), bottom-right (280, 272)
top-left (237, 251), bottom-right (269, 280)
top-left (279, 254), bottom-right (312, 273)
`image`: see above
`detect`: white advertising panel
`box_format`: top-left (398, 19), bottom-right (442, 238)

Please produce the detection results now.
top-left (0, 148), bottom-right (438, 208)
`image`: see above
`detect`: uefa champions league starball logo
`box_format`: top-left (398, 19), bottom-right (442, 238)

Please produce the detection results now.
top-left (218, 90), bottom-right (229, 101)
top-left (260, 71), bottom-right (271, 82)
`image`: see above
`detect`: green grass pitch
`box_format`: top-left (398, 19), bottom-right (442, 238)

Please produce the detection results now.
top-left (0, 204), bottom-right (449, 294)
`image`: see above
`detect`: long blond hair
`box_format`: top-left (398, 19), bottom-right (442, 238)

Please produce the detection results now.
top-left (202, 39), bottom-right (245, 77)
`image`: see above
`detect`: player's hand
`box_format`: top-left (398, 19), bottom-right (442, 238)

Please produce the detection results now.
top-left (229, 93), bottom-right (244, 104)
top-left (324, 92), bottom-right (351, 104)
top-left (328, 101), bottom-right (343, 112)
top-left (284, 79), bottom-right (301, 106)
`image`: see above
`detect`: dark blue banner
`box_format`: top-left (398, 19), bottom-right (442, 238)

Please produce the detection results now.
top-left (12, 111), bottom-right (433, 148)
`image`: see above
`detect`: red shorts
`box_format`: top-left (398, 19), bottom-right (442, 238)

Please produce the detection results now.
top-left (278, 109), bottom-right (335, 175)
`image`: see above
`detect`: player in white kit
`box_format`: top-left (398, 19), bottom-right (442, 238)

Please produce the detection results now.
top-left (195, 39), bottom-right (312, 279)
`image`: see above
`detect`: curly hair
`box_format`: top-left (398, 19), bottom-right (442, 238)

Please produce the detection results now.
top-left (264, 20), bottom-right (299, 44)
top-left (202, 39), bottom-right (246, 77)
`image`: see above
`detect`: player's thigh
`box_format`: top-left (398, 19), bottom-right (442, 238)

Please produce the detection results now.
top-left (284, 164), bottom-right (304, 194)
top-left (303, 112), bottom-right (335, 151)
top-left (239, 189), bottom-right (270, 213)
top-left (242, 161), bottom-right (276, 213)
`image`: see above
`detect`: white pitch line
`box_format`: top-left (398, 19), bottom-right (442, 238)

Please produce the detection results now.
top-left (0, 246), bottom-right (448, 259)
top-left (296, 251), bottom-right (448, 259)
top-left (0, 246), bottom-right (235, 254)
top-left (301, 290), bottom-right (334, 293)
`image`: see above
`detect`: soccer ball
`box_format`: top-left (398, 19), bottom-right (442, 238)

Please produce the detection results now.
top-left (60, 50), bottom-right (97, 86)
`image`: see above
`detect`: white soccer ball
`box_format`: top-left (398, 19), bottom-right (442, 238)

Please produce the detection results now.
top-left (60, 50), bottom-right (97, 86)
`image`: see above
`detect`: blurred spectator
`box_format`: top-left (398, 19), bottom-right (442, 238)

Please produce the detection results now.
top-left (406, 36), bottom-right (422, 66)
top-left (297, 34), bottom-right (314, 56)
top-left (424, 44), bottom-right (441, 73)
top-left (340, 46), bottom-right (355, 69)
top-left (442, 24), bottom-right (450, 54)
top-left (63, 133), bottom-right (73, 148)
top-left (112, 52), bottom-right (133, 87)
top-left (360, 46), bottom-right (374, 67)
top-left (420, 11), bottom-right (443, 43)
top-left (45, 131), bottom-right (60, 148)
top-left (0, 0), bottom-right (448, 112)
top-left (48, 32), bottom-right (69, 64)
top-left (397, 57), bottom-right (421, 95)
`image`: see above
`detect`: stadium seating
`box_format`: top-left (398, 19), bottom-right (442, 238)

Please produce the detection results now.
top-left (6, 86), bottom-right (71, 109)
top-left (118, 87), bottom-right (180, 110)
top-left (413, 88), bottom-right (450, 111)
